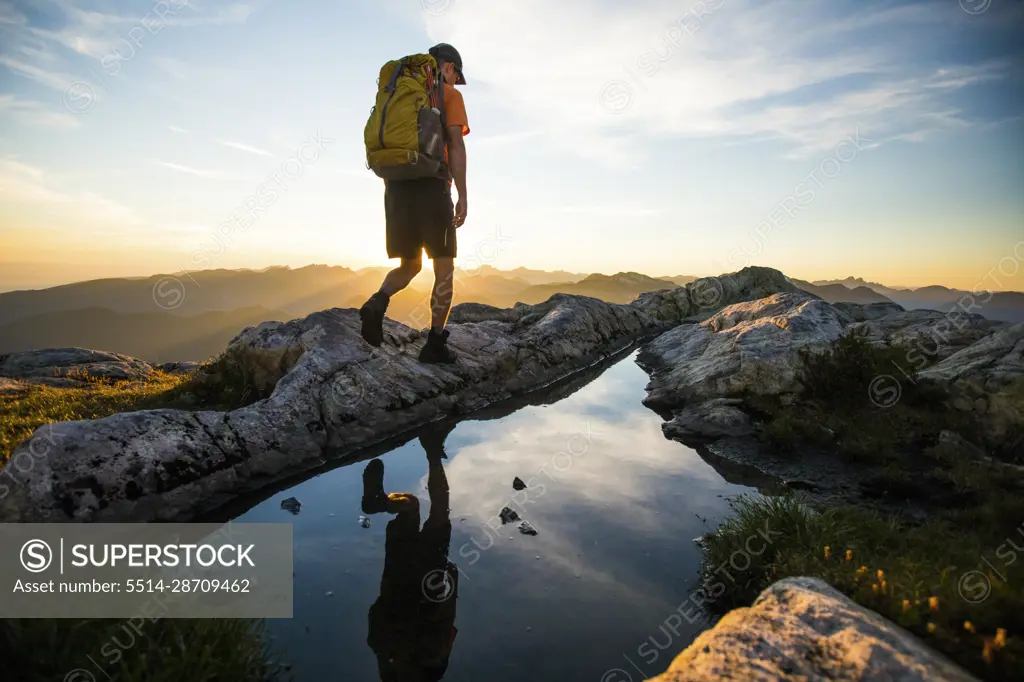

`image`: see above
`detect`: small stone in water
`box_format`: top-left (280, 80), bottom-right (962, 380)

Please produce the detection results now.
top-left (513, 477), bottom-right (527, 490)
top-left (280, 497), bottom-right (301, 514)
top-left (518, 521), bottom-right (538, 536)
top-left (499, 506), bottom-right (520, 524)
top-left (359, 515), bottom-right (371, 528)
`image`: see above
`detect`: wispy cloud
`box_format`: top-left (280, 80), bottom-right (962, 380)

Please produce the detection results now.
top-left (4, 1), bottom-right (254, 75)
top-left (0, 94), bottom-right (79, 129)
top-left (422, 0), bottom-right (1012, 161)
top-left (217, 139), bottom-right (274, 157)
top-left (0, 158), bottom-right (139, 225)
top-left (0, 56), bottom-right (76, 92)
top-left (0, 4), bottom-right (27, 25)
top-left (155, 161), bottom-right (223, 179)
top-left (168, 125), bottom-right (190, 134)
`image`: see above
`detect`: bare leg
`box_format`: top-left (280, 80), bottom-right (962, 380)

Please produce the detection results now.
top-left (380, 256), bottom-right (422, 296)
top-left (430, 257), bottom-right (455, 331)
top-left (420, 423), bottom-right (453, 523)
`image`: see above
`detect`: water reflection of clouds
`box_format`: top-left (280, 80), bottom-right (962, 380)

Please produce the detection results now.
top-left (443, 408), bottom-right (729, 533)
top-left (256, 353), bottom-right (757, 680)
top-left (426, 357), bottom-right (752, 610)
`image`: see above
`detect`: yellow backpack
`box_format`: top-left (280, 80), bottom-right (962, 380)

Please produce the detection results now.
top-left (364, 54), bottom-right (448, 181)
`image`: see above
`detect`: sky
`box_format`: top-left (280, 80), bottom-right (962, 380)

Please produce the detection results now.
top-left (0, 0), bottom-right (1022, 292)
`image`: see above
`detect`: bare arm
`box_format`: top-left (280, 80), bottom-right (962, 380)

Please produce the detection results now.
top-left (447, 126), bottom-right (467, 226)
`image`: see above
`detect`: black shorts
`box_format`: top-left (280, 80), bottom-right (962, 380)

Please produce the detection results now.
top-left (385, 177), bottom-right (456, 260)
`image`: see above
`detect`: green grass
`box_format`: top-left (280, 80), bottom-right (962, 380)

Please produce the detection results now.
top-left (0, 371), bottom-right (193, 467)
top-left (702, 332), bottom-right (1024, 681)
top-left (0, 618), bottom-right (287, 682)
top-left (702, 494), bottom-right (1024, 681)
top-left (1, 366), bottom-right (285, 680)
top-left (0, 361), bottom-right (269, 467)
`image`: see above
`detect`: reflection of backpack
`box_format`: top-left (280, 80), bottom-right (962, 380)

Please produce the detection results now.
top-left (364, 54), bottom-right (447, 181)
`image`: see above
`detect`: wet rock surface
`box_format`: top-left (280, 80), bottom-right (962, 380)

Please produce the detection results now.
top-left (518, 521), bottom-right (538, 536)
top-left (646, 577), bottom-right (980, 682)
top-left (662, 399), bottom-right (756, 441)
top-left (499, 507), bottom-right (520, 525)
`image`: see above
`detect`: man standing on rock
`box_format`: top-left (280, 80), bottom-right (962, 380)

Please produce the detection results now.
top-left (360, 43), bottom-right (470, 365)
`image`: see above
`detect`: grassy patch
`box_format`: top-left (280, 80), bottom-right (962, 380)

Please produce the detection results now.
top-left (0, 365), bottom-right (287, 679)
top-left (0, 371), bottom-right (193, 467)
top-left (703, 332), bottom-right (1024, 680)
top-left (0, 356), bottom-right (272, 467)
top-left (703, 494), bottom-right (1024, 681)
top-left (0, 617), bottom-right (287, 682)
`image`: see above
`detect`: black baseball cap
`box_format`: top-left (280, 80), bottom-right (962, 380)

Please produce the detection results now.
top-left (429, 43), bottom-right (466, 85)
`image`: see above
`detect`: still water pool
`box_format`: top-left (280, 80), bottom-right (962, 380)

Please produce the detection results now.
top-left (234, 350), bottom-right (756, 682)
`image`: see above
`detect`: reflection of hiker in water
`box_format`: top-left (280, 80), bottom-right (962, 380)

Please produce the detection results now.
top-left (362, 423), bottom-right (458, 682)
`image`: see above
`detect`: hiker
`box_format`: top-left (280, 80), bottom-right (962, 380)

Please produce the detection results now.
top-left (362, 422), bottom-right (459, 682)
top-left (360, 43), bottom-right (470, 364)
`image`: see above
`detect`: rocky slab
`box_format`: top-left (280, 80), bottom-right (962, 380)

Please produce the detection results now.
top-left (646, 577), bottom-right (979, 682)
top-left (0, 347), bottom-right (155, 381)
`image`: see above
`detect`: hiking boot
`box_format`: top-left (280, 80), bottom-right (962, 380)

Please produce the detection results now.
top-left (359, 292), bottom-right (390, 347)
top-left (361, 458), bottom-right (388, 514)
top-left (419, 328), bottom-right (458, 364)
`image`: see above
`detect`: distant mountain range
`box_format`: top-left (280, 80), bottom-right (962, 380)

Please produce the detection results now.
top-left (791, 279), bottom-right (894, 305)
top-left (803, 276), bottom-right (1024, 323)
top-left (0, 306), bottom-right (287, 365)
top-left (0, 266), bottom-right (1020, 362)
top-left (513, 272), bottom-right (679, 305)
top-left (0, 266), bottom-right (664, 361)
